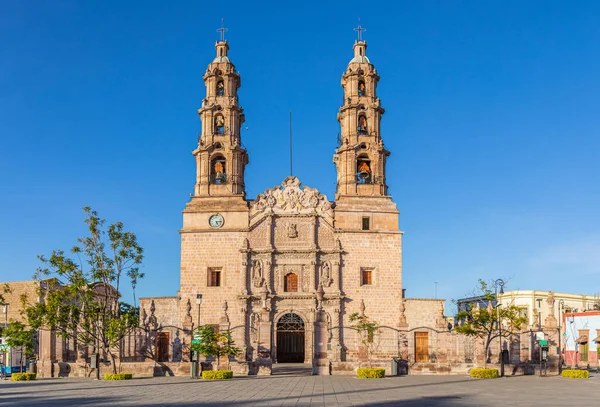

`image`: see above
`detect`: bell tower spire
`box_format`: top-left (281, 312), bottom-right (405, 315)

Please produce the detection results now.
top-left (333, 27), bottom-right (389, 199)
top-left (193, 24), bottom-right (248, 197)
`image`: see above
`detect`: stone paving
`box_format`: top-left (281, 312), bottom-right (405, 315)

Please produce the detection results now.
top-left (0, 372), bottom-right (598, 406)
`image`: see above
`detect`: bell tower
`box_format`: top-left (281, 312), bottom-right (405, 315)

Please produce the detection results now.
top-left (333, 32), bottom-right (389, 198)
top-left (333, 25), bottom-right (399, 233)
top-left (193, 36), bottom-right (248, 197)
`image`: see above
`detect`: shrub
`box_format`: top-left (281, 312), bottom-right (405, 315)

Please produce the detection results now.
top-left (11, 373), bottom-right (36, 381)
top-left (202, 370), bottom-right (233, 380)
top-left (562, 370), bottom-right (589, 379)
top-left (357, 368), bottom-right (385, 379)
top-left (469, 368), bottom-right (499, 379)
top-left (104, 373), bottom-right (133, 380)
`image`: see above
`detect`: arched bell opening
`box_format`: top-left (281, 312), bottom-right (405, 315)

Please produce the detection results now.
top-left (216, 79), bottom-right (225, 96)
top-left (358, 80), bottom-right (366, 97)
top-left (356, 155), bottom-right (372, 184)
top-left (210, 155), bottom-right (227, 184)
top-left (357, 114), bottom-right (368, 135)
top-left (214, 114), bottom-right (225, 135)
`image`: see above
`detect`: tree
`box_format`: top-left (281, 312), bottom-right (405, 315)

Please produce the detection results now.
top-left (349, 312), bottom-right (381, 368)
top-left (22, 207), bottom-right (144, 376)
top-left (454, 280), bottom-right (527, 367)
top-left (3, 322), bottom-right (35, 372)
top-left (191, 325), bottom-right (240, 370)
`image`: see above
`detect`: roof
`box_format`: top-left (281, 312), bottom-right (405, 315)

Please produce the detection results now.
top-left (575, 334), bottom-right (588, 344)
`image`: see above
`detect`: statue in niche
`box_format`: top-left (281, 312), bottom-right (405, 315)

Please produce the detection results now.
top-left (287, 223), bottom-right (298, 238)
top-left (251, 260), bottom-right (264, 288)
top-left (320, 262), bottom-right (333, 287)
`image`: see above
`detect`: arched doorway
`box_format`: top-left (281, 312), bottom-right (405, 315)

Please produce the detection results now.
top-left (276, 313), bottom-right (305, 363)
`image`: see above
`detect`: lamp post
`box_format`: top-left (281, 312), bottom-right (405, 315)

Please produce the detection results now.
top-left (558, 299), bottom-right (564, 373)
top-left (494, 279), bottom-right (505, 377)
top-left (192, 294), bottom-right (202, 379)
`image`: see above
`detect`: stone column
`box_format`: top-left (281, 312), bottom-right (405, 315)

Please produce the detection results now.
top-left (331, 308), bottom-right (341, 362)
top-left (313, 310), bottom-right (330, 375)
top-left (256, 310), bottom-right (273, 375)
top-left (182, 299), bottom-right (193, 362)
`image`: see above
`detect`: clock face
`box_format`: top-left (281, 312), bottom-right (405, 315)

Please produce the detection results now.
top-left (209, 214), bottom-right (224, 228)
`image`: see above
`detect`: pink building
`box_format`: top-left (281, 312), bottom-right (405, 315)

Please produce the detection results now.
top-left (563, 311), bottom-right (600, 367)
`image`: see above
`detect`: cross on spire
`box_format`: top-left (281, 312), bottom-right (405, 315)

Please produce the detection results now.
top-left (354, 18), bottom-right (366, 42)
top-left (217, 18), bottom-right (228, 42)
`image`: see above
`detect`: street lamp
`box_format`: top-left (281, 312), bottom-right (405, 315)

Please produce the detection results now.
top-left (494, 279), bottom-right (505, 377)
top-left (190, 294), bottom-right (203, 379)
top-left (558, 299), bottom-right (565, 372)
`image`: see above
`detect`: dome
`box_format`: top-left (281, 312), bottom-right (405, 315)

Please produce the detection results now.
top-left (212, 56), bottom-right (231, 63)
top-left (349, 55), bottom-right (370, 64)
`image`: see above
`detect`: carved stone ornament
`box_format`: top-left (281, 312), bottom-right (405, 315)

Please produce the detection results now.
top-left (287, 223), bottom-right (299, 238)
top-left (250, 176), bottom-right (333, 220)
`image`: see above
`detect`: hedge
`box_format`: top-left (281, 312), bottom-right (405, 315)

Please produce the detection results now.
top-left (561, 370), bottom-right (589, 379)
top-left (104, 373), bottom-right (133, 380)
top-left (11, 373), bottom-right (36, 381)
top-left (202, 370), bottom-right (233, 380)
top-left (469, 368), bottom-right (499, 379)
top-left (357, 368), bottom-right (386, 379)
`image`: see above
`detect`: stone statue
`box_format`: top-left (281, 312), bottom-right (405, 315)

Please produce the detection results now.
top-left (252, 260), bottom-right (264, 288)
top-left (287, 223), bottom-right (298, 238)
top-left (320, 262), bottom-right (332, 287)
top-left (547, 291), bottom-right (555, 317)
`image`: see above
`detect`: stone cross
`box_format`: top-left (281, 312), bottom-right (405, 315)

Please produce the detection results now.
top-left (354, 19), bottom-right (366, 42)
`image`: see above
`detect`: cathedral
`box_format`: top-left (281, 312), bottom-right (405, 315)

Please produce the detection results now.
top-left (140, 30), bottom-right (450, 376)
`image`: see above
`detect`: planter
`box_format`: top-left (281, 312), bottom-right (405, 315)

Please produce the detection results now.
top-left (469, 368), bottom-right (499, 379)
top-left (357, 368), bottom-right (385, 379)
top-left (11, 373), bottom-right (36, 381)
top-left (561, 370), bottom-right (589, 379)
top-left (104, 373), bottom-right (133, 380)
top-left (202, 370), bottom-right (233, 380)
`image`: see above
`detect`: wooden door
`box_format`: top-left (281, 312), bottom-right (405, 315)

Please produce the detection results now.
top-left (415, 332), bottom-right (429, 362)
top-left (156, 332), bottom-right (170, 362)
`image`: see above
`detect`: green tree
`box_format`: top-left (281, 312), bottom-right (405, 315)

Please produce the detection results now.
top-left (191, 325), bottom-right (240, 370)
top-left (454, 280), bottom-right (527, 366)
top-left (349, 312), bottom-right (381, 368)
top-left (22, 207), bottom-right (144, 376)
top-left (3, 322), bottom-right (35, 372)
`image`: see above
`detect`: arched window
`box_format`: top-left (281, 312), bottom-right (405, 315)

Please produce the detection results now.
top-left (214, 114), bottom-right (224, 135)
top-left (284, 273), bottom-right (298, 292)
top-left (357, 114), bottom-right (368, 134)
top-left (356, 156), bottom-right (372, 184)
top-left (216, 80), bottom-right (225, 96)
top-left (211, 156), bottom-right (226, 184)
top-left (358, 80), bottom-right (366, 96)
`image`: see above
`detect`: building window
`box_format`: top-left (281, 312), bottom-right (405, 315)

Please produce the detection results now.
top-left (208, 268), bottom-right (222, 287)
top-left (214, 114), bottom-right (225, 135)
top-left (362, 216), bottom-right (370, 231)
top-left (216, 80), bottom-right (224, 96)
top-left (415, 332), bottom-right (429, 362)
top-left (284, 273), bottom-right (298, 292)
top-left (210, 156), bottom-right (227, 184)
top-left (361, 268), bottom-right (373, 286)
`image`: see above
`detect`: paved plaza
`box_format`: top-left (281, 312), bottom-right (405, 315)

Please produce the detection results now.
top-left (0, 371), bottom-right (598, 406)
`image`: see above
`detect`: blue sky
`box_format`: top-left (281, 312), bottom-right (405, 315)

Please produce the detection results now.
top-left (1, 1), bottom-right (599, 310)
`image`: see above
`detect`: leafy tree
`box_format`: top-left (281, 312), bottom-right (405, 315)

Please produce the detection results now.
top-left (454, 280), bottom-right (527, 366)
top-left (191, 325), bottom-right (240, 370)
top-left (3, 322), bottom-right (35, 372)
top-left (22, 207), bottom-right (144, 376)
top-left (349, 312), bottom-right (381, 368)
